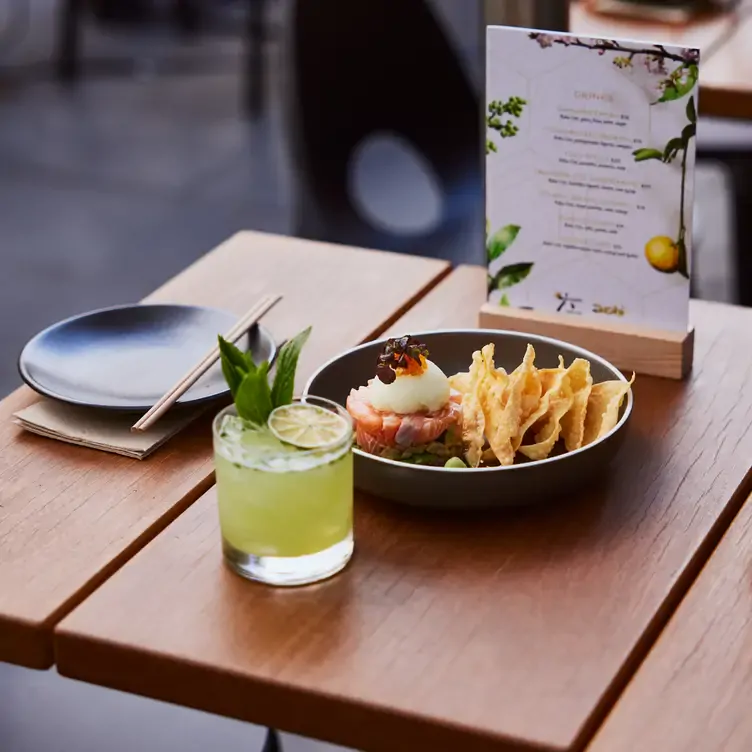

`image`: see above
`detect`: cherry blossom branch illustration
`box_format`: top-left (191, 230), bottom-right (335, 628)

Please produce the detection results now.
top-left (529, 33), bottom-right (699, 104)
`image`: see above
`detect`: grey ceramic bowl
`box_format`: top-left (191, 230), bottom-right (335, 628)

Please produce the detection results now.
top-left (305, 329), bottom-right (633, 509)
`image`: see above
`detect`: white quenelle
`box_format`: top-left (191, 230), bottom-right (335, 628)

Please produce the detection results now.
top-left (366, 359), bottom-right (450, 415)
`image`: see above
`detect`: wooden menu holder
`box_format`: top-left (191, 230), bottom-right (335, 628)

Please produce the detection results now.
top-left (479, 303), bottom-right (694, 380)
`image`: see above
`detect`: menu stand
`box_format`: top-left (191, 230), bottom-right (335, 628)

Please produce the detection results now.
top-left (479, 304), bottom-right (694, 379)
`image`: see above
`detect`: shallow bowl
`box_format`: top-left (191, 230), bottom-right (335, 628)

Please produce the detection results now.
top-left (306, 329), bottom-right (633, 509)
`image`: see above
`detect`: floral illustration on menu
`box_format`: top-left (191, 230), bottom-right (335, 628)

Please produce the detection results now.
top-left (486, 97), bottom-right (534, 306)
top-left (485, 27), bottom-right (697, 331)
top-left (530, 33), bottom-right (698, 280)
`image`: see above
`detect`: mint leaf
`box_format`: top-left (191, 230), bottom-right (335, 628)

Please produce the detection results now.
top-left (235, 361), bottom-right (273, 424)
top-left (271, 326), bottom-right (311, 408)
top-left (218, 335), bottom-right (255, 374)
top-left (218, 335), bottom-right (256, 398)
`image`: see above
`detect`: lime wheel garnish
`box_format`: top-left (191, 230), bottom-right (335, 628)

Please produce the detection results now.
top-left (268, 403), bottom-right (350, 449)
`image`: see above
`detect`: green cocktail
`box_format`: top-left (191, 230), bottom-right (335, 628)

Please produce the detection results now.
top-left (213, 397), bottom-right (354, 585)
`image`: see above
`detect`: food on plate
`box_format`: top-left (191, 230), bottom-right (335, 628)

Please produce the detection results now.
top-left (346, 335), bottom-right (634, 468)
top-left (346, 336), bottom-right (464, 464)
top-left (582, 378), bottom-right (634, 446)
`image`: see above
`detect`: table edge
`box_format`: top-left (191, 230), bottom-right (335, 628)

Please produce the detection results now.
top-left (54, 630), bottom-right (557, 752)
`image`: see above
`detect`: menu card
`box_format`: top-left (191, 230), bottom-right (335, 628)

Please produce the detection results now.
top-left (486, 27), bottom-right (699, 332)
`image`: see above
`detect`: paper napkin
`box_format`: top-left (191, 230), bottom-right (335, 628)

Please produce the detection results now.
top-left (13, 399), bottom-right (206, 460)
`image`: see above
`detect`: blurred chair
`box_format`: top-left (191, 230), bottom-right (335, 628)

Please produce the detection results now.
top-left (55, 0), bottom-right (270, 116)
top-left (288, 0), bottom-right (482, 259)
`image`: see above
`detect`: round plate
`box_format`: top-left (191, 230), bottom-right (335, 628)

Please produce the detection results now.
top-left (305, 329), bottom-right (633, 510)
top-left (19, 304), bottom-right (276, 411)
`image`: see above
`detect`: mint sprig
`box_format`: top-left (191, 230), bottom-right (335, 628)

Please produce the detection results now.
top-left (218, 326), bottom-right (312, 424)
top-left (217, 336), bottom-right (255, 397)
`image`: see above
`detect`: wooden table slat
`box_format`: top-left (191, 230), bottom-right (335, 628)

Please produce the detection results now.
top-left (0, 231), bottom-right (449, 668)
top-left (588, 491), bottom-right (752, 752)
top-left (55, 267), bottom-right (752, 752)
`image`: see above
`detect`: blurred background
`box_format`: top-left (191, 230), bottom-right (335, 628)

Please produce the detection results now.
top-left (0, 1), bottom-right (751, 750)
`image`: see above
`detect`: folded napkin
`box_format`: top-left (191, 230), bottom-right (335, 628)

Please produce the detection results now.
top-left (14, 399), bottom-right (206, 459)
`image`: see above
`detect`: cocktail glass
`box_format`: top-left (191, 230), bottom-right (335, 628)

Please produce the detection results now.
top-left (212, 395), bottom-right (354, 586)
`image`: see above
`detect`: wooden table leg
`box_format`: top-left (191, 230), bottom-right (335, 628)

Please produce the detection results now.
top-left (244, 0), bottom-right (266, 118)
top-left (56, 0), bottom-right (83, 82)
top-left (174, 0), bottom-right (201, 36)
top-left (261, 728), bottom-right (282, 752)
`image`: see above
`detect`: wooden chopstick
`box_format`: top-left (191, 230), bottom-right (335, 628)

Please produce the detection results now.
top-left (131, 294), bottom-right (282, 432)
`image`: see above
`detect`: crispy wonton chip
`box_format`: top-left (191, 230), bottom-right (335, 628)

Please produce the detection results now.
top-left (461, 350), bottom-right (487, 467)
top-left (448, 371), bottom-right (472, 395)
top-left (483, 344), bottom-right (536, 466)
top-left (517, 357), bottom-right (575, 461)
top-left (582, 373), bottom-right (635, 446)
top-left (559, 358), bottom-right (593, 452)
top-left (517, 379), bottom-right (574, 461)
top-left (516, 353), bottom-right (543, 426)
top-left (513, 357), bottom-right (565, 452)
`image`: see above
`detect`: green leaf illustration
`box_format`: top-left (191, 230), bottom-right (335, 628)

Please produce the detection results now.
top-left (492, 262), bottom-right (533, 290)
top-left (655, 63), bottom-right (698, 103)
top-left (499, 293), bottom-right (511, 307)
top-left (686, 95), bottom-right (697, 124)
top-left (486, 225), bottom-right (520, 262)
top-left (681, 122), bottom-right (696, 144)
top-left (662, 137), bottom-right (684, 163)
top-left (633, 148), bottom-right (664, 162)
top-left (676, 237), bottom-right (689, 279)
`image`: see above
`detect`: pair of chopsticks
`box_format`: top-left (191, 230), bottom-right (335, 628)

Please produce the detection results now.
top-left (131, 294), bottom-right (282, 432)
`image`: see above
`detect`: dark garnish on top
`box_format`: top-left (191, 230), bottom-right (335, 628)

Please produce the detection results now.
top-left (375, 335), bottom-right (429, 384)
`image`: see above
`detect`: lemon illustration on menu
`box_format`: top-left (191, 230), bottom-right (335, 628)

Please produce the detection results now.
top-left (644, 236), bottom-right (680, 274)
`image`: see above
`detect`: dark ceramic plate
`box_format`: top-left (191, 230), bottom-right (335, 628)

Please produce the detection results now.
top-left (306, 329), bottom-right (633, 509)
top-left (19, 304), bottom-right (276, 411)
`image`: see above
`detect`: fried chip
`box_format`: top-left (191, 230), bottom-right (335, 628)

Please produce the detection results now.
top-left (454, 341), bottom-right (633, 467)
top-left (582, 373), bottom-right (635, 446)
top-left (517, 379), bottom-right (574, 461)
top-left (512, 357), bottom-right (566, 452)
top-left (517, 357), bottom-right (575, 460)
top-left (482, 344), bottom-right (536, 466)
top-left (460, 350), bottom-right (487, 467)
top-left (559, 358), bottom-right (593, 452)
top-left (516, 353), bottom-right (543, 425)
top-left (448, 371), bottom-right (472, 395)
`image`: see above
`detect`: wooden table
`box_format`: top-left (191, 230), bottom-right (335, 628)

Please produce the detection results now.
top-left (570, 2), bottom-right (752, 120)
top-left (51, 262), bottom-right (752, 751)
top-left (588, 489), bottom-right (752, 752)
top-left (0, 231), bottom-right (449, 668)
